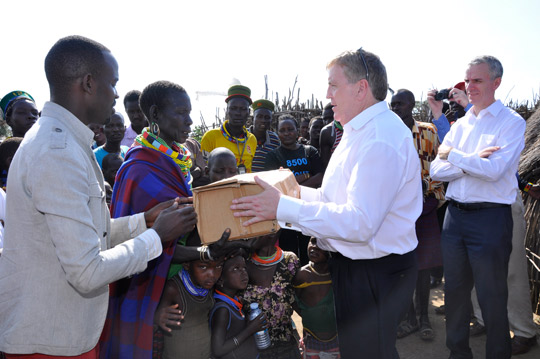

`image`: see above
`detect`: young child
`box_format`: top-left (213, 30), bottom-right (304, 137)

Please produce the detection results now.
top-left (294, 237), bottom-right (340, 358)
top-left (154, 243), bottom-right (224, 359)
top-left (206, 147), bottom-right (238, 183)
top-left (0, 137), bottom-right (23, 190)
top-left (210, 254), bottom-right (267, 359)
top-left (242, 232), bottom-right (301, 359)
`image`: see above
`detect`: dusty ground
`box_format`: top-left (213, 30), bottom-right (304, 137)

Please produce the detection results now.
top-left (292, 285), bottom-right (540, 358)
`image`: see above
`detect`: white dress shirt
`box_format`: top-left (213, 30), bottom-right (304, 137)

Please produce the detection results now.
top-left (277, 101), bottom-right (422, 260)
top-left (430, 100), bottom-right (525, 204)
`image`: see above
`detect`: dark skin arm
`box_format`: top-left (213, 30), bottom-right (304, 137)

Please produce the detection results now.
top-left (154, 279), bottom-right (184, 332)
top-left (172, 229), bottom-right (257, 264)
top-left (527, 184), bottom-right (540, 200)
top-left (319, 124), bottom-right (334, 170)
top-left (210, 307), bottom-right (267, 357)
top-left (292, 267), bottom-right (311, 314)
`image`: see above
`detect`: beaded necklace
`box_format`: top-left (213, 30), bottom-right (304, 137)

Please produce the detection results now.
top-left (251, 246), bottom-right (284, 266)
top-left (135, 128), bottom-right (192, 181)
top-left (179, 267), bottom-right (209, 297)
top-left (220, 120), bottom-right (248, 144)
top-left (214, 289), bottom-right (244, 318)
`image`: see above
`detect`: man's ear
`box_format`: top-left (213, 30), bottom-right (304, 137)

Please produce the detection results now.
top-left (493, 77), bottom-right (502, 91)
top-left (81, 73), bottom-right (94, 95)
top-left (356, 79), bottom-right (368, 99)
top-left (149, 104), bottom-right (159, 122)
top-left (183, 262), bottom-right (191, 271)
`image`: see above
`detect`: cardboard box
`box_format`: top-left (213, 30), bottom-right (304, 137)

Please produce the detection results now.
top-left (192, 169), bottom-right (300, 244)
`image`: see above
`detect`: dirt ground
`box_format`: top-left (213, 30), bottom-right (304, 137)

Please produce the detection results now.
top-left (292, 285), bottom-right (540, 358)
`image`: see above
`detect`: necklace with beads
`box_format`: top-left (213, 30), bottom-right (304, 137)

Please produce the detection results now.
top-left (308, 262), bottom-right (330, 276)
top-left (214, 289), bottom-right (244, 318)
top-left (136, 128), bottom-right (192, 180)
top-left (251, 246), bottom-right (284, 267)
top-left (221, 120), bottom-right (248, 144)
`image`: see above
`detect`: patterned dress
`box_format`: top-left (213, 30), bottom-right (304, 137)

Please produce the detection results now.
top-left (241, 251), bottom-right (301, 359)
top-left (412, 121), bottom-right (444, 270)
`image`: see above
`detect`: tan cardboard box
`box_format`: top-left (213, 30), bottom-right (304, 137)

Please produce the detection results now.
top-left (192, 169), bottom-right (300, 244)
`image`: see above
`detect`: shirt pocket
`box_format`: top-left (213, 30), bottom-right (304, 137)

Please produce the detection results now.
top-left (88, 181), bottom-right (105, 235)
top-left (477, 134), bottom-right (496, 148)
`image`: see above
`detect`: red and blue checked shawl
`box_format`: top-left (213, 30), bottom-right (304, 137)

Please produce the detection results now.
top-left (99, 146), bottom-right (192, 359)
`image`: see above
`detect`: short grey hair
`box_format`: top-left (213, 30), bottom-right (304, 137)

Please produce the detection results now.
top-left (468, 55), bottom-right (503, 80)
top-left (327, 49), bottom-right (388, 101)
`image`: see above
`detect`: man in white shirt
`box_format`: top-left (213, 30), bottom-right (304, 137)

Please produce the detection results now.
top-left (430, 55), bottom-right (526, 359)
top-left (232, 48), bottom-right (422, 358)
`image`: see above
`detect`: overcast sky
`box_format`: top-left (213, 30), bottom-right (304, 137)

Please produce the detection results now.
top-left (2, 0), bottom-right (539, 126)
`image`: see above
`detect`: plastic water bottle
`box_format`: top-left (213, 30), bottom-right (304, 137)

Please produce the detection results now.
top-left (248, 303), bottom-right (271, 350)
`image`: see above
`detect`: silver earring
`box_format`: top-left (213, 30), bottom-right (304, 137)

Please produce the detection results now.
top-left (151, 122), bottom-right (160, 137)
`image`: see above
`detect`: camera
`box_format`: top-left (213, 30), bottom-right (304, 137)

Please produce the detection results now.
top-left (434, 89), bottom-right (451, 101)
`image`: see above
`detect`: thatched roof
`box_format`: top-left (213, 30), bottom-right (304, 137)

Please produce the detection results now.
top-left (519, 107), bottom-right (540, 314)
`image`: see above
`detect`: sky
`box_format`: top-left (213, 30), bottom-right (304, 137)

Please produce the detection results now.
top-left (2, 0), bottom-right (539, 127)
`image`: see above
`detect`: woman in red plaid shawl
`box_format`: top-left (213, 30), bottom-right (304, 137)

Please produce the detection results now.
top-left (99, 81), bottom-right (197, 359)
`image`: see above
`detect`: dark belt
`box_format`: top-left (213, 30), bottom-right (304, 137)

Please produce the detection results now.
top-left (328, 251), bottom-right (401, 261)
top-left (448, 199), bottom-right (510, 211)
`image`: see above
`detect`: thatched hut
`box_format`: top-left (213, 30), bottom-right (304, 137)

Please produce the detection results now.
top-left (519, 106), bottom-right (540, 314)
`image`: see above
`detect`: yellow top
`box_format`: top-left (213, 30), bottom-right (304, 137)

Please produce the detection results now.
top-left (293, 280), bottom-right (332, 289)
top-left (200, 128), bottom-right (257, 173)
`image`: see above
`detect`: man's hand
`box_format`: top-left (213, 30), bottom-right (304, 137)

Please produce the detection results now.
top-left (207, 229), bottom-right (256, 259)
top-left (449, 88), bottom-right (469, 108)
top-left (527, 184), bottom-right (540, 200)
top-left (478, 146), bottom-right (500, 158)
top-left (230, 176), bottom-right (282, 226)
top-left (437, 144), bottom-right (453, 160)
top-left (144, 197), bottom-right (192, 227)
top-left (151, 201), bottom-right (197, 243)
top-left (155, 304), bottom-right (183, 332)
top-left (427, 89), bottom-right (444, 120)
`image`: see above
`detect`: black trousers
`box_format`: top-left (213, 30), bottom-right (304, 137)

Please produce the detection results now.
top-left (442, 204), bottom-right (512, 359)
top-left (329, 250), bottom-right (417, 359)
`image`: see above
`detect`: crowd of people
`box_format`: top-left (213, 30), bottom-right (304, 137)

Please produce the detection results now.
top-left (0, 34), bottom-right (538, 359)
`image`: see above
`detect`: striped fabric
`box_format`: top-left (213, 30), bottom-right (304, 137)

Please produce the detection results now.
top-left (251, 130), bottom-right (280, 172)
top-left (331, 123), bottom-right (343, 154)
top-left (99, 146), bottom-right (191, 359)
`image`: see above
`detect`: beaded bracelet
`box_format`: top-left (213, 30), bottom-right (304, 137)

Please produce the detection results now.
top-left (233, 337), bottom-right (239, 347)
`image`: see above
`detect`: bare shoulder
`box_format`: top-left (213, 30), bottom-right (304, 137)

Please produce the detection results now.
top-left (293, 265), bottom-right (312, 285)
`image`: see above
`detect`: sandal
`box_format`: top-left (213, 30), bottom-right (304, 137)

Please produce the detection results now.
top-left (419, 322), bottom-right (434, 341)
top-left (397, 321), bottom-right (419, 339)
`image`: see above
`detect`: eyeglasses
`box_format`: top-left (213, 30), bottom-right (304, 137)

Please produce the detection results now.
top-left (357, 47), bottom-right (370, 83)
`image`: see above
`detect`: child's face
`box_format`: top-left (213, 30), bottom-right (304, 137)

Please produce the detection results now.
top-left (221, 256), bottom-right (249, 291)
top-left (189, 260), bottom-right (224, 290)
top-left (307, 238), bottom-right (328, 264)
top-left (208, 154), bottom-right (238, 183)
